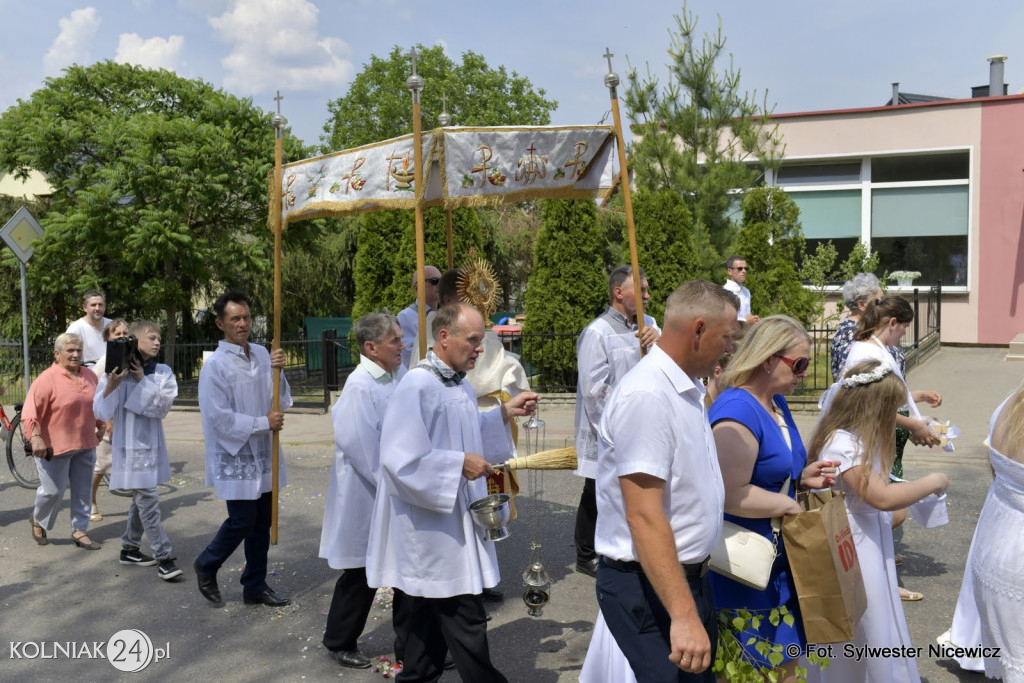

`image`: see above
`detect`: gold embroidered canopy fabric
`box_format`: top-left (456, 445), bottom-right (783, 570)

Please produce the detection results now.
top-left (278, 125), bottom-right (616, 224)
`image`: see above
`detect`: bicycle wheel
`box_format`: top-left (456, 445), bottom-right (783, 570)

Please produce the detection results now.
top-left (6, 413), bottom-right (40, 489)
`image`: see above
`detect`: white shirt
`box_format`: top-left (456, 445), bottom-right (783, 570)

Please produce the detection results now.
top-left (398, 302), bottom-right (431, 369)
top-left (66, 317), bottom-right (112, 366)
top-left (723, 279), bottom-right (751, 321)
top-left (320, 355), bottom-right (404, 569)
top-left (93, 363), bottom-right (177, 490)
top-left (198, 340), bottom-right (293, 500)
top-left (595, 344), bottom-right (725, 563)
top-left (574, 308), bottom-right (659, 478)
top-left (366, 365), bottom-right (514, 598)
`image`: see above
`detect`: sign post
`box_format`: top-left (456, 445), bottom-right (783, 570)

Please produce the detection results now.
top-left (0, 206), bottom-right (45, 392)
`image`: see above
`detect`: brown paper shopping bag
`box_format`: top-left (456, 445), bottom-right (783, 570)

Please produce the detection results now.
top-left (782, 490), bottom-right (867, 643)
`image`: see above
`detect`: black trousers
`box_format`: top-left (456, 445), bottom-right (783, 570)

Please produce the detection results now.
top-left (597, 559), bottom-right (718, 683)
top-left (574, 477), bottom-right (598, 562)
top-left (323, 567), bottom-right (377, 652)
top-left (195, 491), bottom-right (272, 595)
top-left (394, 593), bottom-right (507, 683)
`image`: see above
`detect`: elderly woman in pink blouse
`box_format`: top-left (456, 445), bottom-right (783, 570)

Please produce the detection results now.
top-left (24, 333), bottom-right (105, 549)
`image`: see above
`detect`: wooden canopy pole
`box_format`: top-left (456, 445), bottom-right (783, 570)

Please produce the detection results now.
top-left (408, 48), bottom-right (428, 360)
top-left (439, 98), bottom-right (455, 271)
top-left (270, 92), bottom-right (287, 544)
top-left (603, 48), bottom-right (646, 356)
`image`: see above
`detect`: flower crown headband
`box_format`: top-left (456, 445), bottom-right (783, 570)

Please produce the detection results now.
top-left (842, 364), bottom-right (892, 388)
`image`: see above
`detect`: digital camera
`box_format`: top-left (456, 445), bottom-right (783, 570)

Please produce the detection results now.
top-left (105, 334), bottom-right (140, 373)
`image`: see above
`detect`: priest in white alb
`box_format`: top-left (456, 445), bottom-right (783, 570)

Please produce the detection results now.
top-left (366, 303), bottom-right (538, 682)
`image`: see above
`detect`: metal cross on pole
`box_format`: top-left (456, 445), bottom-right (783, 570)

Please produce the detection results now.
top-left (270, 89), bottom-right (287, 544)
top-left (602, 47), bottom-right (646, 354)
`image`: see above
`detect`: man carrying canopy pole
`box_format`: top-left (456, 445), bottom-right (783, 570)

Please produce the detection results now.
top-left (603, 48), bottom-right (647, 356)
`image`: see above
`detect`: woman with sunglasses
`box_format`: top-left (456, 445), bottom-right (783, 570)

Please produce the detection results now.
top-left (709, 316), bottom-right (836, 680)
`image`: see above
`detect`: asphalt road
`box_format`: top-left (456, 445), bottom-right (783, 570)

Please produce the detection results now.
top-left (0, 345), bottom-right (1017, 682)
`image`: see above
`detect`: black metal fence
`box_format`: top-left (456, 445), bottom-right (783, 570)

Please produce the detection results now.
top-left (0, 284), bottom-right (943, 410)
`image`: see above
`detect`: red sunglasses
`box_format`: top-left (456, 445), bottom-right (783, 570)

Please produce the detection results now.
top-left (776, 354), bottom-right (810, 374)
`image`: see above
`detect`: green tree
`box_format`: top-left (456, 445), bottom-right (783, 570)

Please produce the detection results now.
top-left (323, 45), bottom-right (557, 151)
top-left (388, 207), bottom-right (487, 305)
top-left (350, 206), bottom-right (487, 320)
top-left (479, 204), bottom-right (541, 311)
top-left (0, 198), bottom-right (67, 353)
top-left (735, 187), bottom-right (818, 325)
top-left (623, 3), bottom-right (783, 277)
top-left (281, 217), bottom-right (359, 335)
top-left (838, 240), bottom-right (881, 283)
top-left (799, 239), bottom-right (882, 328)
top-left (522, 200), bottom-right (607, 383)
top-left (351, 209), bottom-right (410, 320)
top-left (0, 61), bottom-right (309, 361)
top-left (631, 189), bottom-right (701, 321)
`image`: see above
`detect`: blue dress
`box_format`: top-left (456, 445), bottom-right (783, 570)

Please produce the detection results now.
top-left (709, 387), bottom-right (807, 667)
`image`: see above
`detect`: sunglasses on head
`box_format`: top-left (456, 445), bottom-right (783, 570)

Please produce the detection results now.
top-left (425, 277), bottom-right (441, 285)
top-left (776, 354), bottom-right (810, 374)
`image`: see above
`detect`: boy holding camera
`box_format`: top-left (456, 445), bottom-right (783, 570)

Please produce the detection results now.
top-left (93, 321), bottom-right (182, 580)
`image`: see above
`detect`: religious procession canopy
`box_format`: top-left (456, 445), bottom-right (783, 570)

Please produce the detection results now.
top-left (278, 125), bottom-right (617, 225)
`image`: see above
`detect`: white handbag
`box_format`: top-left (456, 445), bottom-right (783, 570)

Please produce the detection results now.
top-left (709, 477), bottom-right (789, 590)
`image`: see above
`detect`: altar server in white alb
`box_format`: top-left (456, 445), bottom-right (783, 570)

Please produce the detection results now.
top-left (194, 290), bottom-right (292, 608)
top-left (367, 303), bottom-right (538, 682)
top-left (587, 280), bottom-right (737, 682)
top-left (573, 265), bottom-right (659, 577)
top-left (320, 312), bottom-right (406, 670)
top-left (93, 320), bottom-right (182, 581)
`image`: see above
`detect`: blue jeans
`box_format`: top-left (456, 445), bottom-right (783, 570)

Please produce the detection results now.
top-left (122, 487), bottom-right (173, 560)
top-left (33, 448), bottom-right (95, 532)
top-left (195, 491), bottom-right (272, 594)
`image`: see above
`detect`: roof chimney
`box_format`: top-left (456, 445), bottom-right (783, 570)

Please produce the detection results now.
top-left (891, 82), bottom-right (900, 105)
top-left (988, 55), bottom-right (1008, 96)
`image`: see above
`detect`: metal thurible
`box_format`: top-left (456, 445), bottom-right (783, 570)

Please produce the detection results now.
top-left (522, 561), bottom-right (551, 617)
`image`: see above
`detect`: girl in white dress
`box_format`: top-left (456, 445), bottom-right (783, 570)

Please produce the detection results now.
top-left (972, 386), bottom-right (1024, 681)
top-left (809, 360), bottom-right (950, 683)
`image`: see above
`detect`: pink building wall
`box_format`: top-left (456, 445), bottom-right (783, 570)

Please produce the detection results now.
top-left (978, 98), bottom-right (1024, 344)
top-left (771, 97), bottom-right (1024, 344)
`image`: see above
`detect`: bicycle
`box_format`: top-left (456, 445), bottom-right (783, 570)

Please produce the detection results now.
top-left (3, 402), bottom-right (39, 489)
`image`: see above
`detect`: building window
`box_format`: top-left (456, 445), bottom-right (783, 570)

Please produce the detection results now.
top-left (789, 189), bottom-right (861, 268)
top-left (777, 150), bottom-right (969, 287)
top-left (871, 185), bottom-right (968, 285)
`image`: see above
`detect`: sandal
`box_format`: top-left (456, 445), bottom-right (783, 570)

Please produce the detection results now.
top-left (71, 531), bottom-right (102, 551)
top-left (89, 505), bottom-right (103, 522)
top-left (900, 589), bottom-right (923, 602)
top-left (30, 519), bottom-right (48, 546)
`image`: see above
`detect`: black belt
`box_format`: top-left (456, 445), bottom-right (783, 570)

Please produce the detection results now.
top-left (601, 555), bottom-right (710, 579)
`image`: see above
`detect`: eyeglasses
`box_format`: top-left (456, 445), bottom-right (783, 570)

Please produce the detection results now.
top-left (425, 278), bottom-right (441, 286)
top-left (776, 355), bottom-right (810, 374)
top-left (730, 266), bottom-right (749, 272)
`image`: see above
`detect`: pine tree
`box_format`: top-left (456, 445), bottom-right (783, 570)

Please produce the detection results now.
top-left (632, 189), bottom-right (701, 321)
top-left (351, 209), bottom-right (410, 319)
top-left (522, 200), bottom-right (607, 383)
top-left (735, 188), bottom-right (818, 325)
top-left (623, 4), bottom-right (783, 278)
